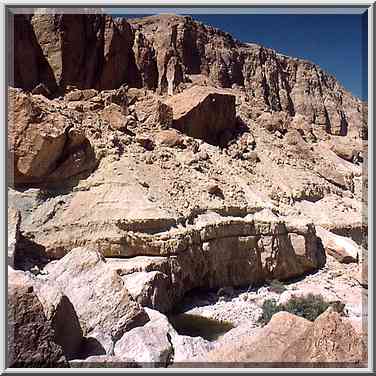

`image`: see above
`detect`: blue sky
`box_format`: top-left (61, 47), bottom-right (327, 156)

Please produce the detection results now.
top-left (117, 12), bottom-right (368, 101)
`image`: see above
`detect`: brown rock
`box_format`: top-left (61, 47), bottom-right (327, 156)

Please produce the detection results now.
top-left (135, 96), bottom-right (173, 129)
top-left (205, 312), bottom-right (312, 364)
top-left (132, 30), bottom-right (158, 90)
top-left (31, 14), bottom-right (140, 92)
top-left (257, 111), bottom-right (290, 133)
top-left (204, 308), bottom-right (366, 366)
top-left (8, 89), bottom-right (97, 186)
top-left (282, 308), bottom-right (366, 365)
top-left (13, 15), bottom-right (57, 93)
top-left (8, 269), bottom-right (67, 367)
top-left (135, 134), bottom-right (155, 151)
top-left (101, 103), bottom-right (127, 131)
top-left (330, 142), bottom-right (362, 164)
top-left (165, 86), bottom-right (236, 144)
top-left (14, 13), bottom-right (365, 141)
top-left (65, 90), bottom-right (83, 102)
top-left (99, 17), bottom-right (139, 90)
top-left (8, 89), bottom-right (67, 184)
top-left (154, 129), bottom-right (185, 148)
top-left (31, 83), bottom-right (52, 98)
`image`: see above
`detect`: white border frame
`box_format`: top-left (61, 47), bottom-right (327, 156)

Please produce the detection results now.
top-left (0, 1), bottom-right (374, 373)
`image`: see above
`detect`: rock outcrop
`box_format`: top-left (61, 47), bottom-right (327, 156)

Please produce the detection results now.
top-left (13, 14), bottom-right (366, 143)
top-left (281, 308), bottom-right (366, 365)
top-left (30, 14), bottom-right (140, 92)
top-left (200, 308), bottom-right (366, 366)
top-left (316, 226), bottom-right (361, 263)
top-left (8, 88), bottom-right (97, 186)
top-left (13, 15), bottom-right (57, 93)
top-left (165, 86), bottom-right (236, 144)
top-left (44, 248), bottom-right (149, 353)
top-left (8, 268), bottom-right (68, 367)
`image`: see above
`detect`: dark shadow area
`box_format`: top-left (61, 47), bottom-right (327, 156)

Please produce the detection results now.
top-left (77, 338), bottom-right (106, 360)
top-left (219, 115), bottom-right (251, 149)
top-left (168, 313), bottom-right (234, 341)
top-left (52, 296), bottom-right (84, 361)
top-left (14, 234), bottom-right (50, 271)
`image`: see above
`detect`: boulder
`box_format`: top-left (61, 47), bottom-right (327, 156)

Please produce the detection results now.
top-left (330, 143), bottom-right (362, 164)
top-left (164, 86), bottom-right (236, 144)
top-left (203, 308), bottom-right (366, 366)
top-left (8, 89), bottom-right (97, 186)
top-left (8, 268), bottom-right (68, 367)
top-left (121, 271), bottom-right (172, 313)
top-left (134, 95), bottom-right (173, 129)
top-left (316, 226), bottom-right (360, 263)
top-left (257, 111), bottom-right (290, 133)
top-left (204, 311), bottom-right (312, 364)
top-left (45, 248), bottom-right (149, 352)
top-left (171, 335), bottom-right (214, 363)
top-left (101, 103), bottom-right (127, 131)
top-left (281, 308), bottom-right (367, 365)
top-left (114, 308), bottom-right (174, 367)
top-left (154, 129), bottom-right (185, 148)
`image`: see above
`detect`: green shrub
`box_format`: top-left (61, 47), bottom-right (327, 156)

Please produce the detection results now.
top-left (258, 293), bottom-right (333, 326)
top-left (258, 298), bottom-right (280, 326)
top-left (283, 293), bottom-right (330, 322)
top-left (268, 279), bottom-right (287, 294)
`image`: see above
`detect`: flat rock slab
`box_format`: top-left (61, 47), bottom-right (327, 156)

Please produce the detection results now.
top-left (165, 86), bottom-right (236, 145)
top-left (316, 226), bottom-right (360, 263)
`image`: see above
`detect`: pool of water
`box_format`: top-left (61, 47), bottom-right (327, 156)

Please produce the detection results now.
top-left (168, 313), bottom-right (234, 341)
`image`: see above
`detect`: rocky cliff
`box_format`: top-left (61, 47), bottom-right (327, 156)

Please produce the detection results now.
top-left (13, 14), bottom-right (367, 139)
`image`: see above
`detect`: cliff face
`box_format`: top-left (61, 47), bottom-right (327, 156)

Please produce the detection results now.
top-left (13, 14), bottom-right (366, 139)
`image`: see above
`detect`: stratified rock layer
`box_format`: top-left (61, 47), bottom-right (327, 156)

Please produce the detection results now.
top-left (13, 14), bottom-right (367, 141)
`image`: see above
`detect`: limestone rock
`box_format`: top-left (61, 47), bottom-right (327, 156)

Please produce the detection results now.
top-left (114, 308), bottom-right (174, 367)
top-left (8, 89), bottom-right (97, 186)
top-left (155, 129), bottom-right (185, 148)
top-left (8, 268), bottom-right (67, 367)
top-left (101, 103), bottom-right (127, 131)
top-left (203, 308), bottom-right (366, 366)
top-left (134, 95), bottom-right (173, 129)
top-left (165, 86), bottom-right (236, 144)
top-left (45, 248), bottom-right (149, 351)
top-left (281, 308), bottom-right (366, 365)
top-left (316, 226), bottom-right (360, 263)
